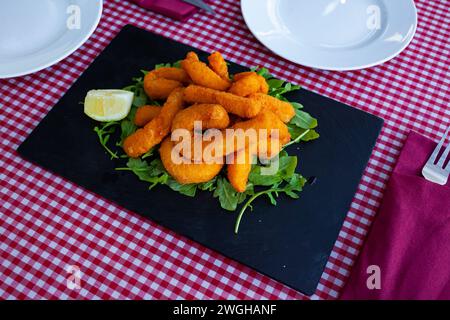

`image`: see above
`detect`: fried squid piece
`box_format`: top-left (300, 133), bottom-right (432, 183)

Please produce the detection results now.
top-left (183, 85), bottom-right (217, 104)
top-left (233, 72), bottom-right (254, 81)
top-left (181, 52), bottom-right (231, 91)
top-left (151, 67), bottom-right (191, 83)
top-left (175, 128), bottom-right (281, 169)
top-left (227, 132), bottom-right (282, 193)
top-left (208, 52), bottom-right (229, 80)
top-left (144, 76), bottom-right (182, 100)
top-left (227, 146), bottom-right (256, 193)
top-left (143, 67), bottom-right (190, 100)
top-left (123, 88), bottom-right (184, 158)
top-left (184, 85), bottom-right (262, 118)
top-left (249, 93), bottom-right (295, 123)
top-left (229, 73), bottom-right (262, 97)
top-left (186, 51), bottom-right (200, 61)
top-left (232, 109), bottom-right (291, 145)
top-left (171, 104), bottom-right (230, 132)
top-left (234, 72), bottom-right (269, 94)
top-left (222, 133), bottom-right (281, 161)
top-left (134, 105), bottom-right (161, 127)
top-left (159, 137), bottom-right (223, 184)
top-left (215, 92), bottom-right (262, 119)
top-left (174, 131), bottom-right (225, 165)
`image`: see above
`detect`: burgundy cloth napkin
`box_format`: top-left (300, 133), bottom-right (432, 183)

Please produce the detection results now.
top-left (130, 0), bottom-right (203, 21)
top-left (340, 131), bottom-right (450, 300)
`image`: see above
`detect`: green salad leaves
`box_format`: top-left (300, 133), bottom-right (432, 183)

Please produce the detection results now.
top-left (93, 63), bottom-right (319, 234)
top-left (93, 121), bottom-right (120, 159)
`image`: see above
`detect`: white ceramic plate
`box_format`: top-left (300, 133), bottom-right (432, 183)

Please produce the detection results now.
top-left (241, 0), bottom-right (417, 70)
top-left (0, 0), bottom-right (102, 78)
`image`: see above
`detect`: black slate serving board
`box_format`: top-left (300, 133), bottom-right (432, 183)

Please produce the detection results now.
top-left (17, 25), bottom-right (383, 295)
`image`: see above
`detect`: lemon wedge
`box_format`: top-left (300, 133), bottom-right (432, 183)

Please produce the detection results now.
top-left (84, 90), bottom-right (134, 122)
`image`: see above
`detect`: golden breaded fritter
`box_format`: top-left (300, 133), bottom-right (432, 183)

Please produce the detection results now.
top-left (160, 137), bottom-right (224, 184)
top-left (171, 104), bottom-right (230, 132)
top-left (134, 105), bottom-right (161, 127)
top-left (124, 88), bottom-right (184, 158)
top-left (232, 109), bottom-right (291, 145)
top-left (229, 73), bottom-right (262, 97)
top-left (183, 85), bottom-right (262, 118)
top-left (208, 52), bottom-right (229, 80)
top-left (181, 52), bottom-right (231, 91)
top-left (234, 72), bottom-right (269, 94)
top-left (227, 146), bottom-right (256, 193)
top-left (249, 93), bottom-right (295, 123)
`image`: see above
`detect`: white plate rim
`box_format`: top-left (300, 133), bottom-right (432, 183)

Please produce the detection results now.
top-left (0, 0), bottom-right (103, 79)
top-left (241, 0), bottom-right (418, 71)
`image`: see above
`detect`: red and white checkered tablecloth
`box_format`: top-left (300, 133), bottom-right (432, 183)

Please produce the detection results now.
top-left (0, 0), bottom-right (449, 300)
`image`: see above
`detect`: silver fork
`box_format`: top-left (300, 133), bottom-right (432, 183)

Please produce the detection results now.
top-left (422, 127), bottom-right (450, 185)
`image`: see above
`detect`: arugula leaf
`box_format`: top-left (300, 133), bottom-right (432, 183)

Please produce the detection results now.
top-left (252, 67), bottom-right (301, 100)
top-left (298, 129), bottom-right (320, 142)
top-left (155, 63), bottom-right (172, 69)
top-left (248, 151), bottom-right (297, 186)
top-left (133, 86), bottom-right (148, 108)
top-left (213, 177), bottom-right (250, 211)
top-left (287, 125), bottom-right (320, 143)
top-left (116, 158), bottom-right (169, 189)
top-left (155, 61), bottom-right (182, 69)
top-left (290, 109), bottom-right (318, 129)
top-left (198, 177), bottom-right (218, 192)
top-left (122, 85), bottom-right (135, 92)
top-left (141, 148), bottom-right (155, 159)
top-left (287, 93), bottom-right (317, 130)
top-left (213, 177), bottom-right (239, 211)
top-left (251, 66), bottom-right (272, 80)
top-left (278, 151), bottom-right (298, 180)
top-left (266, 79), bottom-right (285, 89)
top-left (283, 174), bottom-right (307, 199)
top-left (269, 83), bottom-right (301, 99)
top-left (234, 173), bottom-right (307, 234)
top-left (167, 178), bottom-right (198, 197)
top-left (233, 151), bottom-right (307, 233)
top-left (147, 158), bottom-right (168, 176)
top-left (123, 73), bottom-right (150, 108)
top-left (249, 166), bottom-right (282, 186)
top-left (172, 60), bottom-right (182, 68)
top-left (93, 122), bottom-right (120, 159)
top-left (117, 158), bottom-right (198, 197)
top-left (290, 102), bottom-right (304, 110)
top-left (127, 105), bottom-right (138, 122)
top-left (117, 120), bottom-right (137, 147)
top-left (284, 101), bottom-right (319, 149)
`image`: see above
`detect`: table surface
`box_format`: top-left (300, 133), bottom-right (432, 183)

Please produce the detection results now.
top-left (1, 0), bottom-right (449, 300)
